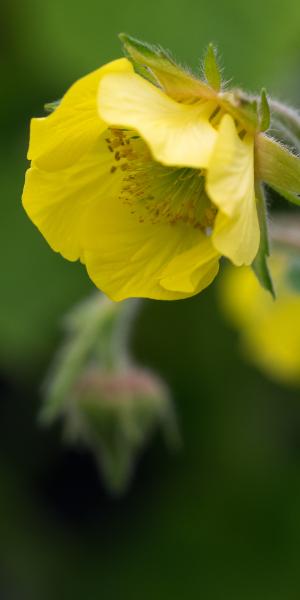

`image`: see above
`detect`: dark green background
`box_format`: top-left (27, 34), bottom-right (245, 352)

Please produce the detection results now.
top-left (1, 1), bottom-right (300, 598)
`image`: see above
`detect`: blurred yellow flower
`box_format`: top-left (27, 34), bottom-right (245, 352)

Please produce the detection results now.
top-left (220, 256), bottom-right (300, 384)
top-left (22, 44), bottom-right (267, 301)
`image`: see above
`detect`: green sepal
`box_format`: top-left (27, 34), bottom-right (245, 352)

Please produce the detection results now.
top-left (252, 184), bottom-right (275, 297)
top-left (128, 61), bottom-right (160, 87)
top-left (255, 134), bottom-right (300, 204)
top-left (221, 90), bottom-right (259, 133)
top-left (203, 43), bottom-right (222, 91)
top-left (259, 88), bottom-right (270, 131)
top-left (44, 99), bottom-right (61, 113)
top-left (119, 33), bottom-right (216, 102)
top-left (73, 374), bottom-right (179, 495)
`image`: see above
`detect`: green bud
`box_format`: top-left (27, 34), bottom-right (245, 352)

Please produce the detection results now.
top-left (40, 292), bottom-right (179, 495)
top-left (63, 367), bottom-right (179, 495)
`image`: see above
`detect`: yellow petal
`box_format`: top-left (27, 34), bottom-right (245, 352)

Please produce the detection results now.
top-left (212, 205), bottom-right (259, 266)
top-left (84, 199), bottom-right (220, 301)
top-left (206, 114), bottom-right (255, 217)
top-left (22, 133), bottom-right (123, 261)
top-left (98, 71), bottom-right (218, 169)
top-left (24, 128), bottom-right (220, 299)
top-left (206, 114), bottom-right (259, 265)
top-left (160, 237), bottom-right (220, 293)
top-left (28, 58), bottom-right (133, 171)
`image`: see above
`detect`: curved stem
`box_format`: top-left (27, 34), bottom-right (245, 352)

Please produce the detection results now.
top-left (269, 99), bottom-right (300, 138)
top-left (271, 215), bottom-right (300, 251)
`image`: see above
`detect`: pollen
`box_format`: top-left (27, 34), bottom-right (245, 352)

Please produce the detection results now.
top-left (105, 128), bottom-right (217, 232)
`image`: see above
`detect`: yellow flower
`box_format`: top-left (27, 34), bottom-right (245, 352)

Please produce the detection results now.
top-left (23, 38), bottom-right (283, 301)
top-left (220, 256), bottom-right (300, 384)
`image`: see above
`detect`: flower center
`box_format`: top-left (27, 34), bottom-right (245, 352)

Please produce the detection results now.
top-left (106, 128), bottom-right (217, 231)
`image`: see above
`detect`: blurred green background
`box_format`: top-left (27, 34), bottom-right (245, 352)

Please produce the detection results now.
top-left (1, 1), bottom-right (300, 598)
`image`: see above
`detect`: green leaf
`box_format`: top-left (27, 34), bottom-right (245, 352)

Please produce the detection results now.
top-left (259, 88), bottom-right (270, 131)
top-left (252, 185), bottom-right (275, 297)
top-left (203, 43), bottom-right (221, 91)
top-left (119, 33), bottom-right (216, 102)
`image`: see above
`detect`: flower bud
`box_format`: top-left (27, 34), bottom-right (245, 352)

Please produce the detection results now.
top-left (219, 251), bottom-right (300, 385)
top-left (41, 293), bottom-right (179, 494)
top-left (63, 367), bottom-right (179, 494)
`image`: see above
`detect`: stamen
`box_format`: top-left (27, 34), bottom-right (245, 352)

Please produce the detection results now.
top-left (209, 106), bottom-right (221, 123)
top-left (105, 128), bottom-right (217, 232)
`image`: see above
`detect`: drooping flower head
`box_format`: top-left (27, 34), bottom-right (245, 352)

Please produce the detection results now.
top-left (220, 252), bottom-right (300, 385)
top-left (22, 34), bottom-right (300, 300)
